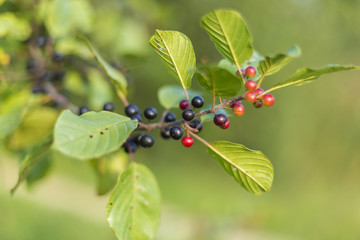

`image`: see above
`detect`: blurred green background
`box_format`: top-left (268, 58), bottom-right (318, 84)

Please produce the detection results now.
top-left (1, 0), bottom-right (360, 239)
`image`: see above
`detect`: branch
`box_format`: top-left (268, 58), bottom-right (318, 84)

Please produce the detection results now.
top-left (137, 94), bottom-right (244, 131)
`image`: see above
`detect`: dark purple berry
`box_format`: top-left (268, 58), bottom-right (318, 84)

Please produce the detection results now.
top-left (131, 114), bottom-right (142, 122)
top-left (165, 112), bottom-right (176, 122)
top-left (170, 125), bottom-right (183, 140)
top-left (132, 134), bottom-right (144, 145)
top-left (191, 96), bottom-right (204, 108)
top-left (125, 104), bottom-right (139, 117)
top-left (179, 100), bottom-right (189, 110)
top-left (124, 141), bottom-right (137, 153)
top-left (189, 119), bottom-right (203, 132)
top-left (139, 134), bottom-right (155, 148)
top-left (79, 106), bottom-right (89, 115)
top-left (144, 107), bottom-right (157, 120)
top-left (161, 127), bottom-right (171, 139)
top-left (103, 102), bottom-right (115, 111)
top-left (182, 109), bottom-right (195, 121)
top-left (213, 114), bottom-right (227, 126)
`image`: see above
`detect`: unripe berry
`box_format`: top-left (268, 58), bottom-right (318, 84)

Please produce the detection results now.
top-left (245, 91), bottom-right (257, 103)
top-left (253, 100), bottom-right (263, 108)
top-left (255, 88), bottom-right (264, 96)
top-left (79, 106), bottom-right (89, 115)
top-left (161, 127), bottom-right (171, 139)
top-left (213, 114), bottom-right (227, 126)
top-left (231, 101), bottom-right (242, 108)
top-left (179, 100), bottom-right (189, 110)
top-left (220, 119), bottom-right (230, 129)
top-left (139, 134), bottom-right (155, 148)
top-left (262, 94), bottom-right (275, 107)
top-left (245, 66), bottom-right (256, 78)
top-left (144, 106), bottom-right (158, 120)
top-left (165, 112), bottom-right (176, 122)
top-left (245, 80), bottom-right (257, 92)
top-left (103, 102), bottom-right (115, 112)
top-left (182, 109), bottom-right (195, 121)
top-left (182, 136), bottom-right (194, 147)
top-left (170, 125), bottom-right (183, 140)
top-left (191, 96), bottom-right (204, 108)
top-left (125, 104), bottom-right (139, 117)
top-left (233, 104), bottom-right (245, 116)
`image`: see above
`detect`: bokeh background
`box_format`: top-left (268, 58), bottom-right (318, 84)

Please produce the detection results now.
top-left (1, 0), bottom-right (360, 239)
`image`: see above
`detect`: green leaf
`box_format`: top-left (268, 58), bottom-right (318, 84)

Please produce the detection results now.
top-left (88, 69), bottom-right (113, 110)
top-left (258, 45), bottom-right (301, 76)
top-left (53, 110), bottom-right (137, 160)
top-left (149, 30), bottom-right (196, 90)
top-left (38, 0), bottom-right (94, 38)
top-left (266, 64), bottom-right (360, 94)
top-left (0, 88), bottom-right (31, 139)
top-left (157, 85), bottom-right (200, 109)
top-left (11, 139), bottom-right (52, 195)
top-left (196, 67), bottom-right (242, 97)
top-left (208, 141), bottom-right (273, 194)
top-left (90, 150), bottom-right (128, 195)
top-left (107, 163), bottom-right (161, 240)
top-left (81, 36), bottom-right (128, 96)
top-left (201, 9), bottom-right (253, 70)
top-left (8, 107), bottom-right (59, 150)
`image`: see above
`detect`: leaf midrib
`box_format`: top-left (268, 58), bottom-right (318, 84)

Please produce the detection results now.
top-left (209, 143), bottom-right (268, 191)
top-left (213, 11), bottom-right (241, 71)
top-left (156, 30), bottom-right (187, 91)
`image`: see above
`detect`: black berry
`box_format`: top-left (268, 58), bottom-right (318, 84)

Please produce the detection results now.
top-left (131, 134), bottom-right (144, 145)
top-left (189, 119), bottom-right (203, 132)
top-left (170, 125), bottom-right (183, 140)
top-left (124, 141), bottom-right (137, 153)
top-left (125, 104), bottom-right (139, 117)
top-left (103, 102), bottom-right (115, 112)
top-left (52, 53), bottom-right (64, 62)
top-left (131, 114), bottom-right (142, 122)
top-left (139, 134), bottom-right (155, 148)
top-left (161, 127), bottom-right (171, 139)
top-left (79, 106), bottom-right (90, 115)
top-left (182, 109), bottom-right (195, 121)
top-left (191, 96), bottom-right (204, 108)
top-left (144, 107), bottom-right (158, 120)
top-left (165, 112), bottom-right (176, 122)
top-left (213, 114), bottom-right (227, 126)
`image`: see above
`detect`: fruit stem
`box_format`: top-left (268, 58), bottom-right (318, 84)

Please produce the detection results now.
top-left (256, 74), bottom-right (265, 88)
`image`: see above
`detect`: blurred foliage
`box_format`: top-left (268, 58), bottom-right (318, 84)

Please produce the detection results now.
top-left (1, 0), bottom-right (360, 239)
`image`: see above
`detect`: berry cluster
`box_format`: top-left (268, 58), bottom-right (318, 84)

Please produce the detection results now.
top-left (235, 66), bottom-right (275, 115)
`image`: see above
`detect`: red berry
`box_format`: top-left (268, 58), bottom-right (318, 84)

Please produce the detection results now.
top-left (231, 101), bottom-right (242, 108)
top-left (262, 94), bottom-right (275, 107)
top-left (255, 88), bottom-right (264, 96)
top-left (253, 100), bottom-right (263, 108)
top-left (220, 119), bottom-right (230, 129)
top-left (233, 104), bottom-right (245, 116)
top-left (179, 100), bottom-right (189, 110)
top-left (245, 66), bottom-right (256, 78)
top-left (245, 80), bottom-right (257, 92)
top-left (245, 91), bottom-right (257, 103)
top-left (182, 136), bottom-right (194, 147)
